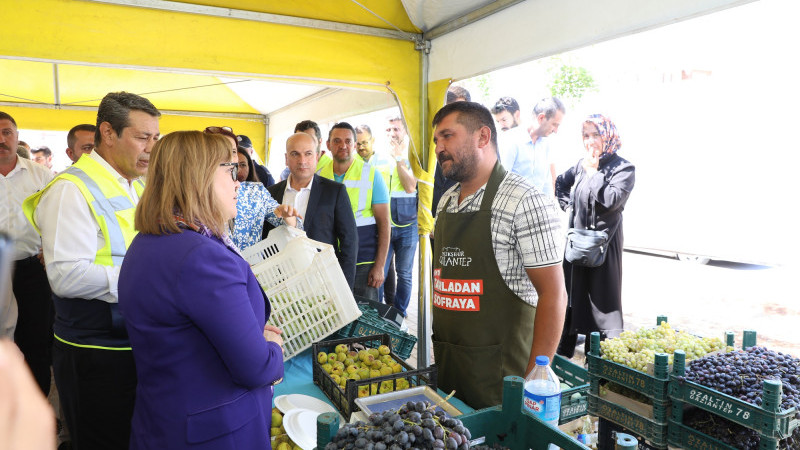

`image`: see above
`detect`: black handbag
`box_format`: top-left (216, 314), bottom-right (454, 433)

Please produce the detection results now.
top-left (564, 172), bottom-right (609, 267)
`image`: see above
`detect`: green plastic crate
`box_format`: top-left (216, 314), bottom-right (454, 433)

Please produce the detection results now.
top-left (315, 376), bottom-right (591, 450)
top-left (553, 354), bottom-right (590, 424)
top-left (670, 348), bottom-right (800, 441)
top-left (336, 307), bottom-right (417, 360)
top-left (588, 330), bottom-right (671, 402)
top-left (667, 418), bottom-right (741, 450)
top-left (588, 393), bottom-right (668, 448)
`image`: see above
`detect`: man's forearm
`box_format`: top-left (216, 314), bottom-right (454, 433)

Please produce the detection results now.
top-left (527, 292), bottom-right (567, 374)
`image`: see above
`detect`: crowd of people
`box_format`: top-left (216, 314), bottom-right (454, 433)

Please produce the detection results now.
top-left (0, 83), bottom-right (635, 448)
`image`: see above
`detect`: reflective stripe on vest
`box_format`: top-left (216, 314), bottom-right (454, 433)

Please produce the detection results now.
top-left (318, 157), bottom-right (376, 227)
top-left (63, 166), bottom-right (136, 266)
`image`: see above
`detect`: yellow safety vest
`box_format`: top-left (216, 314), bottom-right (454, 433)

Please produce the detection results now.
top-left (24, 155), bottom-right (143, 267)
top-left (23, 155), bottom-right (144, 350)
top-left (318, 156), bottom-right (376, 227)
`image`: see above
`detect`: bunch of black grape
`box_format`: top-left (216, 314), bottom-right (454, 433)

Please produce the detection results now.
top-left (684, 408), bottom-right (799, 449)
top-left (681, 346), bottom-right (800, 418)
top-left (324, 401), bottom-right (472, 450)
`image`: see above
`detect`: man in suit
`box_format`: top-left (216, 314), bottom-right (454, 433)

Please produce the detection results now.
top-left (262, 132), bottom-right (357, 289)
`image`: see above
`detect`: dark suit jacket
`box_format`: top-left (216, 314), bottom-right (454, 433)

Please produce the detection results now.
top-left (253, 163), bottom-right (275, 188)
top-left (263, 175), bottom-right (357, 289)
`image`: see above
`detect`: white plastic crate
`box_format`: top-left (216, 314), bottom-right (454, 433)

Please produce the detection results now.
top-left (264, 243), bottom-right (361, 360)
top-left (250, 237), bottom-right (321, 290)
top-left (240, 225), bottom-right (307, 267)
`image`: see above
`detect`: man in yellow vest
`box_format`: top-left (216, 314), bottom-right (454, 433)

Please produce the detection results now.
top-left (318, 122), bottom-right (390, 301)
top-left (24, 92), bottom-right (160, 450)
top-left (355, 121), bottom-right (417, 324)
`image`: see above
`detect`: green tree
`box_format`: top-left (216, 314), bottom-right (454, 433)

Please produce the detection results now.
top-left (548, 64), bottom-right (597, 100)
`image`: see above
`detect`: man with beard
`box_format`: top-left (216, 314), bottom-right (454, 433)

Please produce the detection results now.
top-left (430, 101), bottom-right (567, 409)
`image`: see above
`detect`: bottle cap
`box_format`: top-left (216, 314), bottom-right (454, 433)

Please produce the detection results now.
top-left (535, 355), bottom-right (549, 366)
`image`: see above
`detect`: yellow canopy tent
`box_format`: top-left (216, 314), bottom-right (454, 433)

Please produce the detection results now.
top-left (1, 0), bottom-right (754, 365)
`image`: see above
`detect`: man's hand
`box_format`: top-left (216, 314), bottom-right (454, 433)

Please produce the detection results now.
top-left (36, 249), bottom-right (45, 266)
top-left (274, 204), bottom-right (302, 228)
top-left (389, 135), bottom-right (407, 159)
top-left (367, 264), bottom-right (385, 288)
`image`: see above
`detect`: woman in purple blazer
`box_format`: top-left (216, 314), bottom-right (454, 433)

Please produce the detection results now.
top-left (119, 131), bottom-right (284, 449)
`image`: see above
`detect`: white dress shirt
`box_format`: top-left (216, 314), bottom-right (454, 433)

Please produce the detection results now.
top-left (0, 155), bottom-right (55, 260)
top-left (35, 152), bottom-right (140, 303)
top-left (0, 155), bottom-right (53, 337)
top-left (282, 174), bottom-right (314, 220)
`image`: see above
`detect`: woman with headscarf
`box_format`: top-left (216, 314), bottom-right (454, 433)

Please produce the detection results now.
top-left (554, 114), bottom-right (635, 358)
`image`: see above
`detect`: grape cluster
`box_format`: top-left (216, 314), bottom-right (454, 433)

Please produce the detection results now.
top-left (324, 401), bottom-right (472, 450)
top-left (684, 407), bottom-right (799, 449)
top-left (599, 322), bottom-right (727, 372)
top-left (682, 346), bottom-right (800, 416)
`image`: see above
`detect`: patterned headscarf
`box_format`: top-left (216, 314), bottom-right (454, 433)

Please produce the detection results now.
top-left (584, 114), bottom-right (621, 161)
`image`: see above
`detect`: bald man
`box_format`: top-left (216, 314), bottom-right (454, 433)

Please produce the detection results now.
top-left (262, 133), bottom-right (358, 289)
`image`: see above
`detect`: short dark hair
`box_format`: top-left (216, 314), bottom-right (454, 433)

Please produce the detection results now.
top-left (354, 124), bottom-right (372, 137)
top-left (67, 124), bottom-right (96, 149)
top-left (17, 145), bottom-right (30, 159)
top-left (95, 92), bottom-right (160, 147)
top-left (327, 122), bottom-right (356, 142)
top-left (533, 97), bottom-right (566, 120)
top-left (432, 101), bottom-right (497, 150)
top-left (31, 146), bottom-right (52, 157)
top-left (0, 111), bottom-right (17, 127)
top-left (294, 120), bottom-right (321, 143)
top-left (491, 97), bottom-right (520, 115)
top-left (446, 86), bottom-right (471, 104)
top-left (236, 146), bottom-right (260, 183)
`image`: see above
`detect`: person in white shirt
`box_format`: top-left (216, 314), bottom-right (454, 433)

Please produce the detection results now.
top-left (0, 111), bottom-right (55, 395)
top-left (263, 133), bottom-right (358, 288)
top-left (23, 92), bottom-right (160, 450)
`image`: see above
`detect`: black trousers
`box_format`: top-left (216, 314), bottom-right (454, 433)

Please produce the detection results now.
top-left (53, 340), bottom-right (137, 450)
top-left (12, 256), bottom-right (54, 395)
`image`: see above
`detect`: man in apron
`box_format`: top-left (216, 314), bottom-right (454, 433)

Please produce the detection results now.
top-left (430, 101), bottom-right (568, 409)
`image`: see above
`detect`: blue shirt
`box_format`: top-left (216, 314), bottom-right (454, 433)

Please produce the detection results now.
top-left (497, 127), bottom-right (554, 198)
top-left (333, 163), bottom-right (390, 205)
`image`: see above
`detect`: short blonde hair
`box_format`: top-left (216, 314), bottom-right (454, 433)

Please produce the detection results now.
top-left (135, 131), bottom-right (233, 236)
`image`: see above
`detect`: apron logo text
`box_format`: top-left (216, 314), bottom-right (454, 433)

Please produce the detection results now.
top-left (439, 247), bottom-right (472, 267)
top-left (433, 292), bottom-right (480, 311)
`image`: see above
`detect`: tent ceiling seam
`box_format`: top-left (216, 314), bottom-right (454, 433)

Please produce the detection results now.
top-left (83, 0), bottom-right (421, 42)
top-left (349, 0), bottom-right (416, 39)
top-left (423, 0), bottom-right (525, 41)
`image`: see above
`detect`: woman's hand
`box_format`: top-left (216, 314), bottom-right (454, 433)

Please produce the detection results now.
top-left (263, 324), bottom-right (284, 349)
top-left (581, 147), bottom-right (601, 175)
top-left (273, 205), bottom-right (302, 228)
top-left (0, 340), bottom-right (55, 450)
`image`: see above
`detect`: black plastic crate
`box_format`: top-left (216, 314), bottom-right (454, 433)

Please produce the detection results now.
top-left (311, 334), bottom-right (436, 421)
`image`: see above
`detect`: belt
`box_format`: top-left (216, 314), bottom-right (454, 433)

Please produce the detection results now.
top-left (15, 255), bottom-right (42, 268)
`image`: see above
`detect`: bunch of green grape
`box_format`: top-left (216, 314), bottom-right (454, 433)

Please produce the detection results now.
top-left (599, 322), bottom-right (728, 372)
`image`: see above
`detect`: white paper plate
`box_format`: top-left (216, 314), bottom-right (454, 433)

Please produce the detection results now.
top-left (283, 409), bottom-right (319, 450)
top-left (275, 394), bottom-right (336, 415)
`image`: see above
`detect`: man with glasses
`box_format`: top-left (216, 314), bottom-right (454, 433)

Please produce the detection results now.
top-left (65, 124), bottom-right (96, 164)
top-left (318, 122), bottom-right (390, 301)
top-left (24, 92), bottom-right (160, 450)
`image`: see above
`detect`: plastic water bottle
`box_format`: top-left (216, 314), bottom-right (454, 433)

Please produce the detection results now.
top-left (523, 355), bottom-right (561, 427)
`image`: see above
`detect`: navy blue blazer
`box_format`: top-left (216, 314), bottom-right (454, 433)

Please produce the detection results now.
top-left (263, 174), bottom-right (357, 289)
top-left (119, 230), bottom-right (284, 449)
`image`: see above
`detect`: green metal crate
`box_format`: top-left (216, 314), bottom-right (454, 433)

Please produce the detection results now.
top-left (553, 354), bottom-right (590, 424)
top-left (588, 393), bottom-right (668, 448)
top-left (315, 376), bottom-right (591, 450)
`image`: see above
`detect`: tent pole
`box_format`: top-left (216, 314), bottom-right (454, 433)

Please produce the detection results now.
top-left (416, 38), bottom-right (432, 369)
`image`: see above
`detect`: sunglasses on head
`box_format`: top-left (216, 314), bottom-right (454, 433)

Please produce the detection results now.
top-left (204, 126), bottom-right (237, 141)
top-left (219, 162), bottom-right (238, 182)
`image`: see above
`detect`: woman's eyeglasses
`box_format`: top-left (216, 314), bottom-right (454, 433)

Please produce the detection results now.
top-left (219, 162), bottom-right (238, 182)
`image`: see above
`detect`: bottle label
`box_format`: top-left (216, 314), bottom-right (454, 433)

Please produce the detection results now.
top-left (523, 390), bottom-right (560, 424)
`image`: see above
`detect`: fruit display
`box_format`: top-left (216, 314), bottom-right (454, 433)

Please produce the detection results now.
top-left (682, 346), bottom-right (800, 415)
top-left (323, 401), bottom-right (472, 450)
top-left (270, 407), bottom-right (302, 450)
top-left (599, 322), bottom-right (727, 372)
top-left (600, 381), bottom-right (652, 405)
top-left (269, 293), bottom-right (337, 349)
top-left (318, 344), bottom-right (408, 397)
